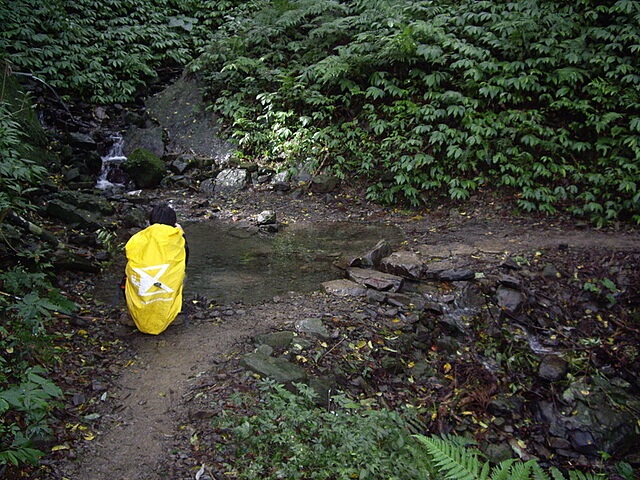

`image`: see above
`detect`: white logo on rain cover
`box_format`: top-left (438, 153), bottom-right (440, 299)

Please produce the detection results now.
top-left (131, 264), bottom-right (174, 296)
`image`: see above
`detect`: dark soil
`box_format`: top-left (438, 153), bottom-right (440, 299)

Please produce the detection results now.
top-left (15, 186), bottom-right (640, 480)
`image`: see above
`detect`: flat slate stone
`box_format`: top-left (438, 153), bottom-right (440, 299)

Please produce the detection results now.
top-left (347, 267), bottom-right (404, 292)
top-left (322, 279), bottom-right (367, 297)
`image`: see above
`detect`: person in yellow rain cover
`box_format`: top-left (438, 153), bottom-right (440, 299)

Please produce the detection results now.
top-left (123, 203), bottom-right (188, 334)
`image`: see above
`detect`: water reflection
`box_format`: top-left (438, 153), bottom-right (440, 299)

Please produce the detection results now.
top-left (183, 220), bottom-right (403, 304)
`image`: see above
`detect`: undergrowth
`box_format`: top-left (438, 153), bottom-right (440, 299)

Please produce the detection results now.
top-left (211, 380), bottom-right (624, 479)
top-left (192, 0), bottom-right (640, 226)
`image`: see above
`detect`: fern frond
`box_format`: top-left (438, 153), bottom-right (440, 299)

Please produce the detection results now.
top-left (415, 434), bottom-right (480, 480)
top-left (506, 460), bottom-right (537, 479)
top-left (489, 459), bottom-right (516, 480)
top-left (531, 462), bottom-right (552, 480)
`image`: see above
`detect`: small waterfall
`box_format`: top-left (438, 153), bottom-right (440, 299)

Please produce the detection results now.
top-left (96, 135), bottom-right (127, 190)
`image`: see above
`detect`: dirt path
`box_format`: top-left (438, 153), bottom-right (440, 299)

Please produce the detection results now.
top-left (56, 190), bottom-right (640, 479)
top-left (60, 310), bottom-right (283, 479)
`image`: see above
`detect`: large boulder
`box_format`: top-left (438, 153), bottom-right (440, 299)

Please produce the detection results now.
top-left (144, 73), bottom-right (233, 162)
top-left (123, 147), bottom-right (166, 188)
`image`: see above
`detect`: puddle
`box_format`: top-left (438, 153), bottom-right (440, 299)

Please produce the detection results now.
top-left (183, 219), bottom-right (403, 304)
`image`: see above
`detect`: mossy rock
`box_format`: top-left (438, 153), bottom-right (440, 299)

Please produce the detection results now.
top-left (123, 147), bottom-right (166, 188)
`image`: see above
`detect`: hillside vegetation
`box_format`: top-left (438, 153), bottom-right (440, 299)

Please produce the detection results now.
top-left (192, 0), bottom-right (640, 226)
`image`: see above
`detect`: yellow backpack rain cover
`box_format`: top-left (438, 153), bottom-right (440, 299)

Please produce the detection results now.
top-left (124, 223), bottom-right (186, 334)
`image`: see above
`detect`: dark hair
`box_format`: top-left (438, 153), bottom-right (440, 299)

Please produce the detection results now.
top-left (149, 203), bottom-right (177, 226)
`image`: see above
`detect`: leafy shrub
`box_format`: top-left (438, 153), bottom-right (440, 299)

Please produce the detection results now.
top-left (0, 367), bottom-right (63, 467)
top-left (193, 0), bottom-right (640, 225)
top-left (0, 97), bottom-right (47, 215)
top-left (213, 380), bottom-right (433, 479)
top-left (0, 0), bottom-right (239, 103)
top-left (0, 266), bottom-right (75, 469)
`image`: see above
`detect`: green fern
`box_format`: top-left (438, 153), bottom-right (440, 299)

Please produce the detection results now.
top-left (414, 435), bottom-right (608, 480)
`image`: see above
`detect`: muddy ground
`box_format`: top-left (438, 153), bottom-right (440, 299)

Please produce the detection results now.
top-left (17, 185), bottom-right (640, 480)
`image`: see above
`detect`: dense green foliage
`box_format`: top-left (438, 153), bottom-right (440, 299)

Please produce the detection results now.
top-left (0, 266), bottom-right (76, 467)
top-left (0, 69), bottom-right (75, 468)
top-left (0, 0), bottom-right (243, 103)
top-left (0, 101), bottom-right (47, 215)
top-left (193, 0), bottom-right (640, 225)
top-left (213, 380), bottom-right (618, 480)
top-left (215, 380), bottom-right (433, 479)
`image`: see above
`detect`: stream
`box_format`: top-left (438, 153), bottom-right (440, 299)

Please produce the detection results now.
top-left (183, 219), bottom-right (403, 304)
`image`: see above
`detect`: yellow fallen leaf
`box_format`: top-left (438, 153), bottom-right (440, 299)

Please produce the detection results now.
top-left (355, 339), bottom-right (367, 349)
top-left (443, 363), bottom-right (452, 373)
top-left (51, 445), bottom-right (70, 452)
top-left (83, 432), bottom-right (95, 441)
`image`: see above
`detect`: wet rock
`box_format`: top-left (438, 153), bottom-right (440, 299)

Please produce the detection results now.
top-left (169, 156), bottom-right (194, 174)
top-left (145, 73), bottom-right (233, 161)
top-left (68, 132), bottom-right (96, 150)
top-left (379, 250), bottom-right (426, 280)
top-left (272, 181), bottom-right (291, 192)
top-left (322, 279), bottom-right (367, 297)
top-left (53, 191), bottom-right (115, 215)
top-left (500, 257), bottom-right (522, 270)
top-left (483, 442), bottom-right (514, 463)
top-left (240, 351), bottom-right (307, 385)
top-left (439, 268), bottom-right (475, 282)
top-left (199, 178), bottom-right (216, 194)
top-left (123, 147), bottom-right (166, 188)
top-left (307, 375), bottom-right (338, 406)
top-left (310, 174), bottom-right (339, 194)
top-left (415, 244), bottom-right (452, 259)
top-left (487, 394), bottom-right (525, 419)
top-left (46, 199), bottom-right (103, 231)
top-left (538, 354), bottom-right (568, 381)
top-left (455, 282), bottom-right (486, 310)
top-left (538, 377), bottom-right (640, 457)
top-left (349, 239), bottom-right (392, 268)
top-left (498, 274), bottom-right (522, 290)
top-left (295, 318), bottom-right (331, 341)
top-left (347, 267), bottom-right (404, 292)
top-left (496, 286), bottom-right (525, 313)
top-left (256, 210), bottom-right (276, 225)
top-left (386, 292), bottom-right (426, 311)
top-left (422, 259), bottom-right (457, 279)
top-left (542, 264), bottom-right (562, 278)
top-left (214, 168), bottom-right (248, 195)
top-left (121, 207), bottom-right (147, 229)
top-left (52, 250), bottom-right (102, 273)
top-left (571, 430), bottom-right (598, 456)
top-left (366, 289), bottom-right (387, 303)
top-left (124, 125), bottom-right (165, 158)
top-left (255, 331), bottom-right (295, 349)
